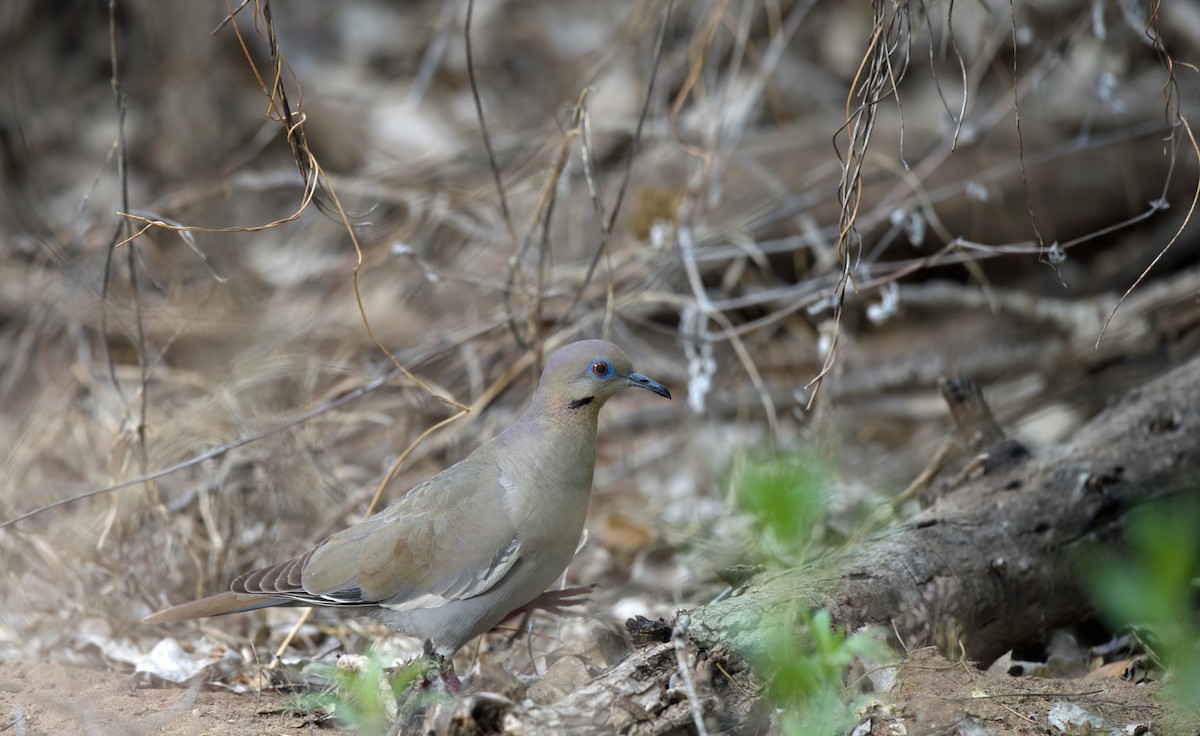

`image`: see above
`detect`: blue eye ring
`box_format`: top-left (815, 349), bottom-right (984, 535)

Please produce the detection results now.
top-left (590, 360), bottom-right (613, 378)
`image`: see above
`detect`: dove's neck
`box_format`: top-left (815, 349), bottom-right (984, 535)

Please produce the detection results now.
top-left (488, 401), bottom-right (598, 543)
top-left (499, 398), bottom-right (600, 498)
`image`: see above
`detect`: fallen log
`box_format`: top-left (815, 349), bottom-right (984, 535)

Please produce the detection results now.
top-left (690, 352), bottom-right (1200, 664)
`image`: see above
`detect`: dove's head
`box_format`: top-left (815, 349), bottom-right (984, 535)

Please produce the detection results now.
top-left (536, 339), bottom-right (670, 413)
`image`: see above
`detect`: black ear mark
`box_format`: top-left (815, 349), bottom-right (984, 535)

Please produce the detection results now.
top-left (568, 396), bottom-right (595, 410)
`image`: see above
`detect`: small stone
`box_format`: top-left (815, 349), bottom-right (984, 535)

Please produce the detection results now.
top-left (542, 655), bottom-right (590, 690)
top-left (526, 656), bottom-right (590, 704)
top-left (526, 682), bottom-right (567, 705)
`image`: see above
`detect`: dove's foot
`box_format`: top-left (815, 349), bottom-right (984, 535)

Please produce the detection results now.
top-left (502, 584), bottom-right (596, 622)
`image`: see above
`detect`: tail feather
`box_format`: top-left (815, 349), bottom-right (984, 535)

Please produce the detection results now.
top-left (143, 591), bottom-right (288, 623)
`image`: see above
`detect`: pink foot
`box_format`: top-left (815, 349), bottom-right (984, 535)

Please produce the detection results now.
top-left (501, 584), bottom-right (596, 622)
top-left (421, 640), bottom-right (462, 695)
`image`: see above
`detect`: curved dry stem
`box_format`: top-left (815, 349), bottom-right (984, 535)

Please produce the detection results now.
top-left (1097, 0), bottom-right (1200, 346)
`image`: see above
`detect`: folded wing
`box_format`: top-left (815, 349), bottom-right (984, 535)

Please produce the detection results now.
top-left (232, 460), bottom-right (522, 611)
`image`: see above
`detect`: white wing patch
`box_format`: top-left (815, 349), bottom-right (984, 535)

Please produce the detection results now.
top-left (498, 471), bottom-right (518, 503)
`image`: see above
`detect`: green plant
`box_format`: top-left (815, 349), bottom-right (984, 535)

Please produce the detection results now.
top-left (731, 449), bottom-right (884, 733)
top-left (730, 448), bottom-right (832, 564)
top-left (1082, 496), bottom-right (1200, 721)
top-left (278, 689), bottom-right (337, 722)
top-left (759, 608), bottom-right (881, 735)
top-left (278, 653), bottom-right (431, 735)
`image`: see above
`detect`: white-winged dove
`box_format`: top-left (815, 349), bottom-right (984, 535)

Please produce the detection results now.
top-left (145, 340), bottom-right (670, 662)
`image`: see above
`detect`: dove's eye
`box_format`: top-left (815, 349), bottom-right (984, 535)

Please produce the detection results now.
top-left (590, 361), bottom-right (613, 377)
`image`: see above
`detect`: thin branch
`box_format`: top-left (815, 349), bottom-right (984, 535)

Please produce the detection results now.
top-left (465, 0), bottom-right (516, 249)
top-left (1097, 0), bottom-right (1200, 346)
top-left (1005, 0), bottom-right (1051, 265)
top-left (561, 0), bottom-right (673, 323)
top-left (108, 0), bottom-right (153, 510)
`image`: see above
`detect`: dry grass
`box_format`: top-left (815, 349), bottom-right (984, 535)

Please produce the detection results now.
top-left (1, 0), bottom-right (1198, 710)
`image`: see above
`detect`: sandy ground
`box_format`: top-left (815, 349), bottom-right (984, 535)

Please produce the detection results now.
top-left (1, 660), bottom-right (289, 736)
top-left (0, 649), bottom-right (1176, 735)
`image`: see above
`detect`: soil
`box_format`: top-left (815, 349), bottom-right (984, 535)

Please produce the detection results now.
top-left (887, 648), bottom-right (1165, 735)
top-left (0, 651), bottom-right (1173, 735)
top-left (0, 660), bottom-right (289, 736)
